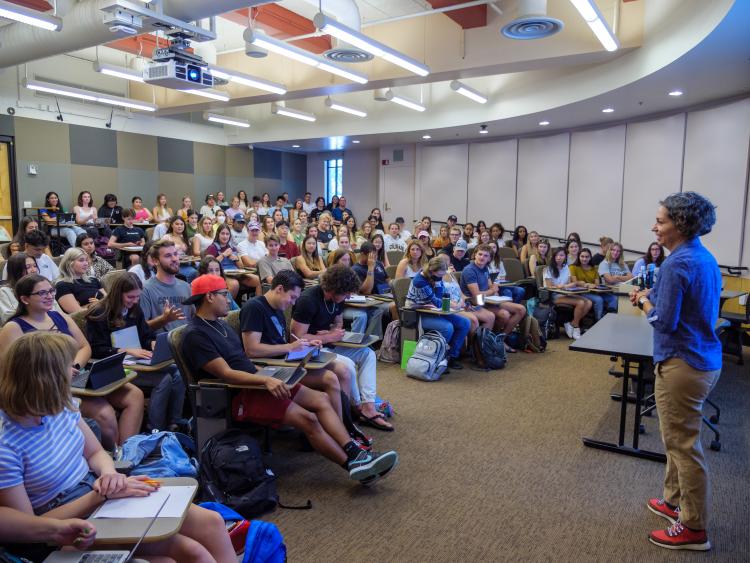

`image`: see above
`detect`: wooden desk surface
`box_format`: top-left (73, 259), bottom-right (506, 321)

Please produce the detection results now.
top-left (72, 371), bottom-right (138, 398)
top-left (415, 307), bottom-right (462, 316)
top-left (331, 334), bottom-right (380, 348)
top-left (721, 290), bottom-right (747, 300)
top-left (125, 359), bottom-right (175, 373)
top-left (89, 477), bottom-right (197, 545)
top-left (253, 350), bottom-right (336, 369)
top-left (224, 268), bottom-right (257, 277)
top-left (344, 298), bottom-right (386, 308)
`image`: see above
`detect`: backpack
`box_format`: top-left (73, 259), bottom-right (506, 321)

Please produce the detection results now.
top-left (519, 315), bottom-right (547, 353)
top-left (405, 330), bottom-right (448, 382)
top-left (199, 429), bottom-right (279, 519)
top-left (377, 320), bottom-right (401, 363)
top-left (533, 303), bottom-right (558, 340)
top-left (472, 327), bottom-right (507, 370)
top-left (121, 431), bottom-right (198, 478)
top-left (94, 235), bottom-right (116, 259)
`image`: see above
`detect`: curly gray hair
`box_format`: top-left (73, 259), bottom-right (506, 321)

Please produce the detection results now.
top-left (660, 191), bottom-right (716, 239)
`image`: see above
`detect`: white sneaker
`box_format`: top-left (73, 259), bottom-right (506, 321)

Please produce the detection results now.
top-left (572, 327), bottom-right (581, 340)
top-left (564, 322), bottom-right (574, 338)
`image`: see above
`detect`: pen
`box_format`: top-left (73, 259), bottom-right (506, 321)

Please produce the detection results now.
top-left (144, 479), bottom-right (161, 487)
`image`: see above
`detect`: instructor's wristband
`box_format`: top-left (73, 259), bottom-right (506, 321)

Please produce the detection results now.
top-left (638, 296), bottom-right (648, 310)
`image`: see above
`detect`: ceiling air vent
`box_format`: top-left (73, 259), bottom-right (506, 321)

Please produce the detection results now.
top-left (323, 46), bottom-right (373, 63)
top-left (500, 0), bottom-right (563, 40)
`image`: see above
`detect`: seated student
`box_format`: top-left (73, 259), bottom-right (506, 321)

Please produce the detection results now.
top-left (271, 195), bottom-right (289, 221)
top-left (86, 273), bottom-right (185, 432)
top-left (519, 230), bottom-right (540, 263)
top-left (206, 224), bottom-right (242, 271)
top-left (40, 191), bottom-right (86, 248)
top-left (3, 229), bottom-right (59, 282)
top-left (210, 224), bottom-right (263, 299)
top-left (130, 196), bottom-right (153, 223)
top-left (438, 254), bottom-right (495, 337)
top-left (8, 217), bottom-right (45, 257)
top-left (185, 209), bottom-right (200, 240)
top-left (489, 222), bottom-right (505, 243)
top-left (0, 253), bottom-right (64, 324)
top-left (331, 196), bottom-right (352, 224)
top-left (417, 230), bottom-right (436, 260)
top-left (75, 233), bottom-right (114, 280)
top-left (511, 225), bottom-right (528, 257)
top-left (327, 249), bottom-right (373, 336)
top-left (566, 239), bottom-right (581, 267)
top-left (237, 221), bottom-right (267, 268)
top-left (529, 238), bottom-right (551, 274)
top-left (182, 274), bottom-right (398, 481)
top-left (487, 242), bottom-right (525, 303)
top-left (98, 193), bottom-right (123, 224)
top-left (355, 221), bottom-right (374, 247)
top-left (176, 195), bottom-right (192, 222)
top-left (449, 239), bottom-right (470, 272)
top-left (396, 240), bottom-right (425, 279)
top-left (393, 216), bottom-right (410, 240)
top-left (462, 222), bottom-right (478, 250)
top-left (199, 194), bottom-right (221, 220)
top-left (369, 208), bottom-right (385, 233)
top-left (349, 242), bottom-right (394, 338)
top-left (598, 242), bottom-right (632, 285)
top-left (591, 236), bottom-right (613, 267)
top-left (275, 221), bottom-right (299, 258)
top-left (383, 222), bottom-right (407, 254)
top-left (371, 233), bottom-right (390, 268)
top-left (160, 216), bottom-right (198, 282)
top-left (0, 274), bottom-right (143, 449)
top-left (297, 235), bottom-right (326, 279)
top-left (544, 247), bottom-right (593, 340)
top-left (327, 227), bottom-right (350, 254)
top-left (259, 215), bottom-right (276, 242)
top-left (291, 264), bottom-right (394, 432)
top-left (213, 209), bottom-right (228, 231)
top-left (460, 244), bottom-right (527, 351)
top-left (406, 257), bottom-right (471, 369)
top-left (433, 225), bottom-right (450, 249)
top-left (291, 218), bottom-right (306, 248)
top-left (128, 241), bottom-right (155, 286)
top-left (198, 256), bottom-right (240, 309)
top-left (438, 226), bottom-right (463, 257)
top-left (309, 196), bottom-right (326, 223)
top-left (55, 248), bottom-right (104, 314)
top-left (0, 332), bottom-right (234, 562)
top-left (152, 193), bottom-right (173, 224)
top-left (632, 242), bottom-right (665, 278)
top-left (108, 209), bottom-right (145, 267)
top-left (226, 196), bottom-right (244, 223)
top-left (316, 213), bottom-right (335, 250)
top-left (228, 214), bottom-right (248, 247)
top-left (257, 235), bottom-right (293, 284)
top-left (73, 190), bottom-right (98, 229)
top-left (215, 191), bottom-right (230, 211)
top-left (139, 240), bottom-right (194, 334)
top-left (569, 247), bottom-right (618, 321)
top-left (191, 216), bottom-right (216, 257)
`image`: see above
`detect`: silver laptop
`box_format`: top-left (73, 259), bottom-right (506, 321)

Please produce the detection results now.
top-left (340, 331), bottom-right (366, 344)
top-left (258, 348), bottom-right (316, 386)
top-left (44, 495), bottom-right (169, 562)
top-left (126, 332), bottom-right (172, 366)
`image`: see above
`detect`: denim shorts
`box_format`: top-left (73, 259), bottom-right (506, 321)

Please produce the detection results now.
top-left (34, 472), bottom-right (97, 515)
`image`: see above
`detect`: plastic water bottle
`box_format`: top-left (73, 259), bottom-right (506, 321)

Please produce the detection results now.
top-left (442, 296), bottom-right (450, 312)
top-left (646, 263), bottom-right (656, 289)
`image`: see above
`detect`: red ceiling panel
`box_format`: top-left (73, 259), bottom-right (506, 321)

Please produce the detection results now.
top-left (426, 0), bottom-right (487, 29)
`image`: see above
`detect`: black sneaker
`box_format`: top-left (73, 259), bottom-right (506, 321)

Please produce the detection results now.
top-left (448, 358), bottom-right (464, 370)
top-left (359, 456), bottom-right (400, 486)
top-left (348, 450), bottom-right (399, 482)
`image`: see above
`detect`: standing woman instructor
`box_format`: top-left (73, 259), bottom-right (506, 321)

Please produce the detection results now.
top-left (630, 192), bottom-right (721, 551)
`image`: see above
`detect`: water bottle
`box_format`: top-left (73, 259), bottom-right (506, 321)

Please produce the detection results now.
top-left (638, 271), bottom-right (645, 290)
top-left (442, 296), bottom-right (450, 312)
top-left (646, 263), bottom-right (656, 289)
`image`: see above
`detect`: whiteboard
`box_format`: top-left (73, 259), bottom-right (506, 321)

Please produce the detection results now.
top-left (516, 133), bottom-right (570, 239)
top-left (621, 114), bottom-right (685, 252)
top-left (566, 126), bottom-right (626, 246)
top-left (466, 140), bottom-right (517, 227)
top-left (418, 144), bottom-right (469, 222)
top-left (683, 98), bottom-right (750, 266)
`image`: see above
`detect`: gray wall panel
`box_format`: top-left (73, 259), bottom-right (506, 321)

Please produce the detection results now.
top-left (195, 175), bottom-right (227, 203)
top-left (157, 137), bottom-right (194, 174)
top-left (118, 169), bottom-right (159, 208)
top-left (225, 176), bottom-right (254, 196)
top-left (69, 124), bottom-right (118, 168)
top-left (17, 160), bottom-right (72, 211)
top-left (0, 115), bottom-right (13, 137)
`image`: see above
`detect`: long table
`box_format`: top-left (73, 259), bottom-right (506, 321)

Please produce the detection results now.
top-left (569, 314), bottom-right (666, 463)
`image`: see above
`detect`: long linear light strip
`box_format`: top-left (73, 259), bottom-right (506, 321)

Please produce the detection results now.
top-left (204, 112), bottom-right (250, 128)
top-left (271, 104), bottom-right (316, 122)
top-left (208, 66), bottom-right (287, 95)
top-left (569, 0), bottom-right (619, 52)
top-left (385, 90), bottom-right (425, 112)
top-left (0, 0), bottom-right (62, 31)
top-left (93, 62), bottom-right (144, 83)
top-left (449, 80), bottom-right (487, 104)
top-left (313, 12), bottom-right (430, 77)
top-left (23, 78), bottom-right (156, 111)
top-left (181, 88), bottom-right (230, 102)
top-left (325, 97), bottom-right (367, 118)
top-left (245, 30), bottom-right (368, 85)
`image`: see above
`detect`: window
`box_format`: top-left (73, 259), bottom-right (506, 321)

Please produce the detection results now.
top-left (324, 158), bottom-right (343, 202)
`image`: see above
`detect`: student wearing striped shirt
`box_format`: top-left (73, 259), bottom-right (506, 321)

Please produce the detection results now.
top-left (0, 332), bottom-right (236, 562)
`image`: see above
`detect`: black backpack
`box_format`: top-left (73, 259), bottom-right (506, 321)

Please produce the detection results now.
top-left (472, 327), bottom-right (507, 370)
top-left (199, 429), bottom-right (279, 518)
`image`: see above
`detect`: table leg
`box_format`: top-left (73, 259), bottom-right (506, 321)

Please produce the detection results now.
top-left (617, 359), bottom-right (629, 446)
top-left (632, 362), bottom-right (645, 448)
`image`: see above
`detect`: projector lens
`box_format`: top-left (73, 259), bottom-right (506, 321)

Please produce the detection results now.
top-left (187, 65), bottom-right (201, 83)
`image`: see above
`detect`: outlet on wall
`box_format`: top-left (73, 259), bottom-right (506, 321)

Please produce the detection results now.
top-left (23, 201), bottom-right (32, 208)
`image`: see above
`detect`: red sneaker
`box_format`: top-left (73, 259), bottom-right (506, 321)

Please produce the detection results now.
top-left (647, 497), bottom-right (680, 524)
top-left (649, 521), bottom-right (711, 551)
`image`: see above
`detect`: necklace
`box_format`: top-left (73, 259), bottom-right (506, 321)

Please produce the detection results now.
top-left (199, 315), bottom-right (228, 338)
top-left (322, 294), bottom-right (336, 315)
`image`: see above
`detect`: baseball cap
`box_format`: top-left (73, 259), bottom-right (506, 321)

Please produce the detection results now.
top-left (182, 275), bottom-right (228, 305)
top-left (447, 214), bottom-right (458, 222)
top-left (233, 215), bottom-right (246, 223)
top-left (454, 240), bottom-right (468, 251)
top-left (417, 230), bottom-right (430, 238)
top-left (248, 221), bottom-right (261, 231)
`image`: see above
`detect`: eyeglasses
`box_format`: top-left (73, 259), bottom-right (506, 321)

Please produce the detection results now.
top-left (30, 288), bottom-right (56, 298)
top-left (210, 290), bottom-right (229, 298)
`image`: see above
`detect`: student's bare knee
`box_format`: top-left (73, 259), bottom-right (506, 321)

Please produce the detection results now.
top-left (322, 370), bottom-right (340, 392)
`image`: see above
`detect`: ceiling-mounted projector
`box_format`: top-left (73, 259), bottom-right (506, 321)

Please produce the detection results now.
top-left (143, 35), bottom-right (213, 89)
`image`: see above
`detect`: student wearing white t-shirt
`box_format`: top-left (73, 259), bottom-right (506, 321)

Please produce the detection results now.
top-left (2, 230), bottom-right (60, 282)
top-left (383, 223), bottom-right (407, 254)
top-left (543, 247), bottom-right (592, 340)
top-left (237, 221), bottom-right (267, 268)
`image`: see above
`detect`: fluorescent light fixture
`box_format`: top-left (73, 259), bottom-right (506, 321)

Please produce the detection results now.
top-left (93, 62), bottom-right (144, 83)
top-left (325, 97), bottom-right (367, 117)
top-left (422, 135), bottom-right (432, 140)
top-left (569, 0), bottom-right (619, 52)
top-left (204, 112), bottom-right (250, 128)
top-left (271, 103), bottom-right (316, 122)
top-left (182, 88), bottom-right (230, 102)
top-left (450, 80), bottom-right (488, 104)
top-left (602, 107), bottom-right (614, 113)
top-left (23, 78), bottom-right (156, 111)
top-left (668, 90), bottom-right (683, 97)
top-left (539, 120), bottom-right (550, 126)
top-left (245, 29), bottom-right (368, 84)
top-left (0, 0), bottom-right (62, 31)
top-left (352, 140), bottom-right (360, 144)
top-left (385, 90), bottom-right (426, 112)
top-left (292, 144), bottom-right (301, 148)
top-left (314, 12), bottom-right (430, 77)
top-left (208, 66), bottom-right (286, 95)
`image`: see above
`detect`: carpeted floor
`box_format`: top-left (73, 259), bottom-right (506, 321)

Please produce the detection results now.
top-left (259, 334), bottom-right (750, 562)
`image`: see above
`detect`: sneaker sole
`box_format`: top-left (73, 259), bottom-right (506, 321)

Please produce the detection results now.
top-left (646, 503), bottom-right (678, 525)
top-left (349, 451), bottom-right (399, 482)
top-left (360, 456), bottom-right (400, 486)
top-left (648, 536), bottom-right (711, 551)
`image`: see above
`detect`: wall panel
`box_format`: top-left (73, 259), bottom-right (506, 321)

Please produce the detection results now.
top-left (567, 126), bottom-right (626, 244)
top-left (117, 132), bottom-right (157, 171)
top-left (15, 118), bottom-right (69, 163)
top-left (418, 144), bottom-right (468, 222)
top-left (119, 169), bottom-right (158, 206)
top-left (69, 125), bottom-right (117, 168)
top-left (467, 140), bottom-right (517, 227)
top-left (71, 165), bottom-right (118, 206)
top-left (516, 133), bottom-right (569, 239)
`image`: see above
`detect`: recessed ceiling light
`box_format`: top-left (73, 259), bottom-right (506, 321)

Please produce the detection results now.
top-left (602, 107), bottom-right (614, 113)
top-left (668, 90), bottom-right (683, 97)
top-left (352, 140), bottom-right (360, 144)
top-left (292, 144), bottom-right (300, 148)
top-left (422, 134), bottom-right (432, 140)
top-left (539, 120), bottom-right (550, 126)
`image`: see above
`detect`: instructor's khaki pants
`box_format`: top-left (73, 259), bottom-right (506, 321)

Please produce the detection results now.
top-left (655, 357), bottom-right (720, 530)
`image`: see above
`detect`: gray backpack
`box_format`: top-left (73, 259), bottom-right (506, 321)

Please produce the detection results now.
top-left (406, 331), bottom-right (448, 382)
top-left (377, 320), bottom-right (401, 364)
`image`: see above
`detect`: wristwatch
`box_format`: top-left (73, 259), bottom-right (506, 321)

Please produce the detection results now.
top-left (638, 296), bottom-right (648, 310)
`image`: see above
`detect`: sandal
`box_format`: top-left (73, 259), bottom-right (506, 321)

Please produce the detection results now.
top-left (361, 413), bottom-right (394, 432)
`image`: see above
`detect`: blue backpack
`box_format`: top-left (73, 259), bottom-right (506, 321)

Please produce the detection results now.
top-left (121, 431), bottom-right (198, 478)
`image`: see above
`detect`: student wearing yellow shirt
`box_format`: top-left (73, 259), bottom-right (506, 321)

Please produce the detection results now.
top-left (569, 247), bottom-right (618, 320)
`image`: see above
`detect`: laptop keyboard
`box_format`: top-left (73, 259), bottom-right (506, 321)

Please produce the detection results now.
top-left (274, 367), bottom-right (296, 381)
top-left (79, 553), bottom-right (128, 563)
top-left (71, 370), bottom-right (90, 389)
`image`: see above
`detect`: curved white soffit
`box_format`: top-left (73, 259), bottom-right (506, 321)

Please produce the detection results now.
top-left (237, 0), bottom-right (735, 142)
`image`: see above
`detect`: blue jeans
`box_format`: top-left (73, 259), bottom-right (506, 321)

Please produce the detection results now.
top-left (34, 472), bottom-right (96, 515)
top-left (500, 285), bottom-right (525, 303)
top-left (179, 264), bottom-right (198, 283)
top-left (343, 302), bottom-right (388, 337)
top-left (584, 292), bottom-right (618, 320)
top-left (420, 313), bottom-right (471, 359)
top-left (51, 225), bottom-right (86, 247)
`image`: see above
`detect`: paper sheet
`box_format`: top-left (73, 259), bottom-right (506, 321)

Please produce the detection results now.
top-left (93, 486), bottom-right (195, 519)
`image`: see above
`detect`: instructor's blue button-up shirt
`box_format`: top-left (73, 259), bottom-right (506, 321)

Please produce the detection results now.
top-left (647, 237), bottom-right (722, 371)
